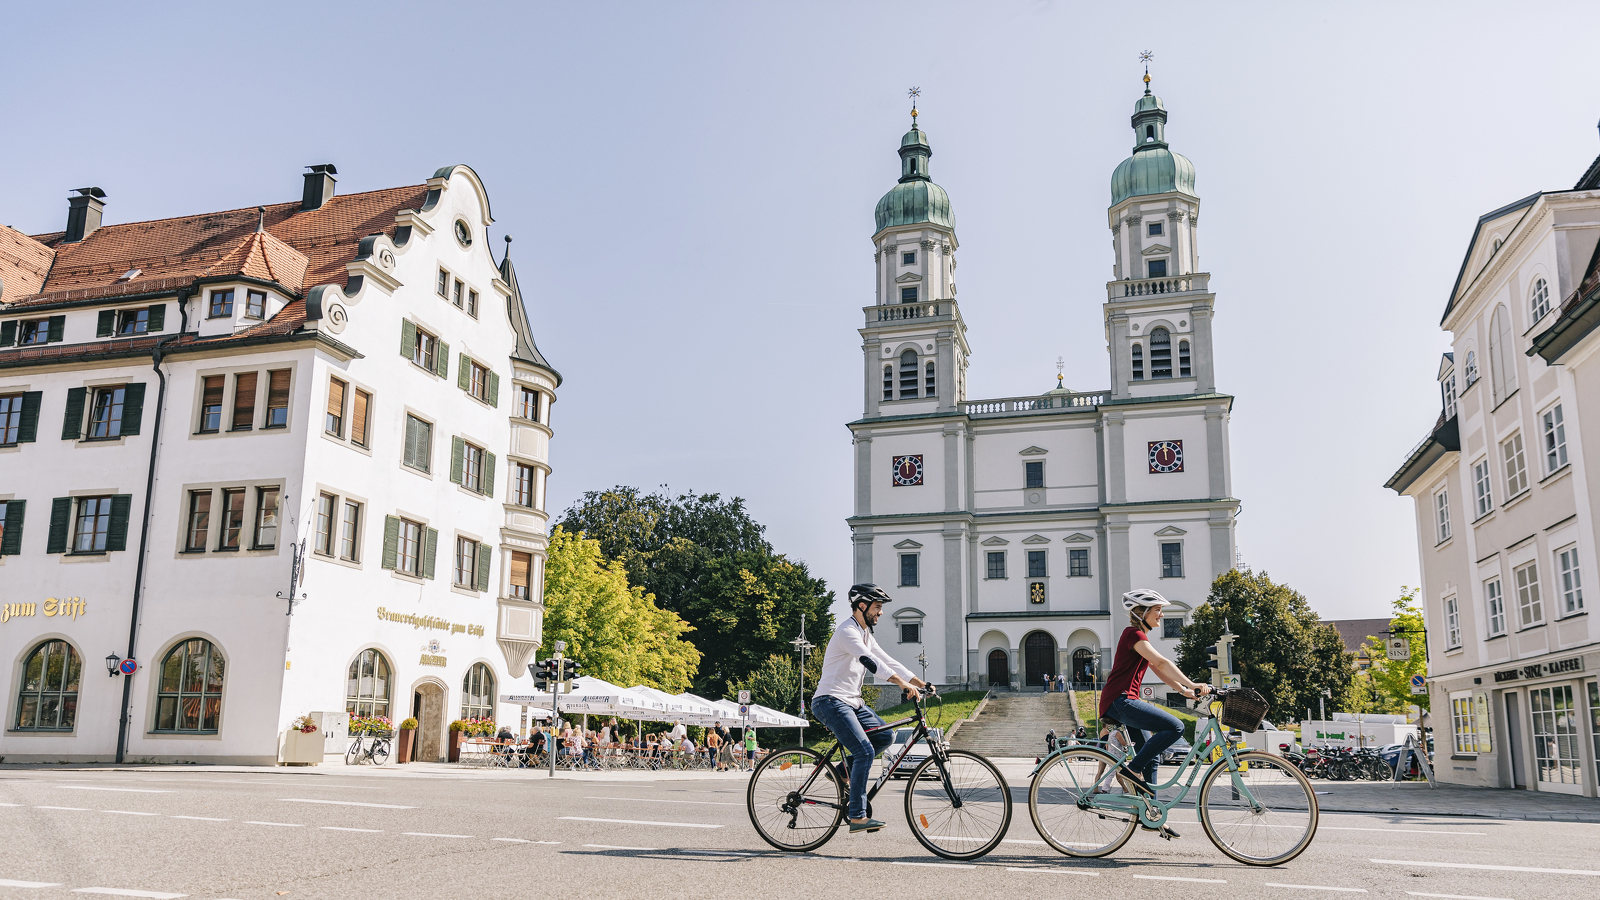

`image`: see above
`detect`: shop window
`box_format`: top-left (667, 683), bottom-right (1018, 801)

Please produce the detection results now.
top-left (346, 649), bottom-right (392, 719)
top-left (510, 551), bottom-right (533, 600)
top-left (1530, 685), bottom-right (1581, 785)
top-left (462, 663), bottom-right (495, 720)
top-left (1069, 548), bottom-right (1090, 577)
top-left (1588, 683), bottom-right (1600, 781)
top-left (153, 639), bottom-right (224, 734)
top-left (14, 640), bottom-right (81, 731)
top-left (1450, 694), bottom-right (1480, 756)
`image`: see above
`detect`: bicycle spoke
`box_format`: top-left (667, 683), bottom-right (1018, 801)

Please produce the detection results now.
top-left (906, 750), bottom-right (1011, 860)
top-left (1028, 749), bottom-right (1137, 857)
top-left (1199, 751), bottom-right (1318, 866)
top-left (747, 748), bottom-right (844, 852)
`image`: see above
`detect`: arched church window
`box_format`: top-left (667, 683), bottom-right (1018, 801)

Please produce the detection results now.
top-left (1489, 305), bottom-right (1517, 403)
top-left (1464, 350), bottom-right (1478, 386)
top-left (1145, 125), bottom-right (1155, 142)
top-left (1131, 343), bottom-right (1144, 381)
top-left (899, 350), bottom-right (919, 399)
top-left (883, 365), bottom-right (893, 401)
top-left (1179, 340), bottom-right (1191, 378)
top-left (925, 361), bottom-right (936, 397)
top-left (1149, 328), bottom-right (1172, 379)
top-left (1531, 277), bottom-right (1550, 322)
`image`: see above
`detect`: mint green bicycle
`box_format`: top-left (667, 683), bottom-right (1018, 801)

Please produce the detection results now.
top-left (1028, 688), bottom-right (1318, 866)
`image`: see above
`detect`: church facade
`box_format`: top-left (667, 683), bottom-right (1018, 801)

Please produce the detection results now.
top-left (848, 80), bottom-right (1238, 696)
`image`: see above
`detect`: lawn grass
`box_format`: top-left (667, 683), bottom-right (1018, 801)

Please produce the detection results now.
top-left (802, 690), bottom-right (989, 751)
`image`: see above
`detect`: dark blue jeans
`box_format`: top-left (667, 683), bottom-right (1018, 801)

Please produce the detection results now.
top-left (1109, 697), bottom-right (1183, 786)
top-left (811, 695), bottom-right (893, 820)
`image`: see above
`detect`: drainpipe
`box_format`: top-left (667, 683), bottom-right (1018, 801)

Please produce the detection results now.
top-left (115, 289), bottom-right (188, 764)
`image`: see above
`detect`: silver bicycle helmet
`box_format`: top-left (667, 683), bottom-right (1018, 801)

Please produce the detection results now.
top-left (1122, 588), bottom-right (1172, 612)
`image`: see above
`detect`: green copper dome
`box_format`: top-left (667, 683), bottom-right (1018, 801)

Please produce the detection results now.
top-left (1111, 84), bottom-right (1196, 206)
top-left (876, 123), bottom-right (954, 233)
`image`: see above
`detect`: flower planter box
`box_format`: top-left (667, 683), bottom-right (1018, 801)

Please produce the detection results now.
top-left (397, 729), bottom-right (415, 763)
top-left (279, 729), bottom-right (323, 766)
top-left (448, 730), bottom-right (464, 763)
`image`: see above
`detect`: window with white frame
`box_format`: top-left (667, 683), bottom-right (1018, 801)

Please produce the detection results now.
top-left (1502, 433), bottom-right (1528, 498)
top-left (1442, 371), bottom-right (1457, 419)
top-left (1069, 548), bottom-right (1090, 577)
top-left (1556, 545), bottom-right (1583, 615)
top-left (1451, 694), bottom-right (1480, 755)
top-left (1160, 542), bottom-right (1183, 578)
top-left (1531, 277), bottom-right (1551, 322)
top-left (1434, 487), bottom-right (1451, 543)
top-left (898, 620), bottom-right (920, 644)
top-left (455, 537), bottom-right (478, 588)
top-left (1514, 561), bottom-right (1542, 628)
top-left (1472, 459), bottom-right (1492, 519)
top-left (1542, 405), bottom-right (1567, 474)
top-left (899, 553), bottom-right (919, 587)
top-left (1485, 577), bottom-right (1505, 637)
top-left (986, 551), bottom-right (1006, 579)
top-left (1464, 349), bottom-right (1478, 386)
top-left (1444, 595), bottom-right (1460, 649)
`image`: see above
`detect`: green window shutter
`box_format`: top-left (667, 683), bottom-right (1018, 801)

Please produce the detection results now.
top-left (106, 494), bottom-right (133, 552)
top-left (457, 353), bottom-right (471, 391)
top-left (400, 319), bottom-right (417, 360)
top-left (482, 451), bottom-right (496, 496)
top-left (61, 387), bottom-right (86, 440)
top-left (486, 371), bottom-right (499, 408)
top-left (435, 340), bottom-right (450, 378)
top-left (402, 416), bottom-right (417, 467)
top-left (17, 392), bottom-right (42, 443)
top-left (381, 516), bottom-right (400, 569)
top-left (0, 321), bottom-right (15, 347)
top-left (147, 304), bottom-right (165, 332)
top-left (0, 500), bottom-right (24, 555)
top-left (450, 436), bottom-right (465, 485)
top-left (120, 382), bottom-right (146, 436)
top-left (48, 315), bottom-right (65, 343)
top-left (46, 497), bottom-right (72, 554)
top-left (422, 527), bottom-right (438, 579)
top-left (96, 311), bottom-right (114, 338)
top-left (476, 542), bottom-right (492, 592)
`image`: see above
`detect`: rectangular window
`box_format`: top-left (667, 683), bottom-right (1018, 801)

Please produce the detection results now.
top-left (1445, 595), bottom-right (1460, 649)
top-left (19, 320), bottom-right (49, 345)
top-left (899, 553), bottom-right (919, 587)
top-left (350, 389), bottom-right (370, 447)
top-left (1435, 487), bottom-right (1451, 543)
top-left (1069, 548), bottom-right (1089, 577)
top-left (403, 415), bottom-right (433, 473)
top-left (253, 486), bottom-right (279, 549)
top-left (467, 289), bottom-right (478, 318)
top-left (88, 386), bottom-right (125, 439)
top-left (199, 375), bottom-right (223, 433)
top-left (455, 537), bottom-right (478, 588)
top-left (1451, 695), bottom-right (1479, 756)
top-left (0, 394), bottom-right (21, 444)
top-left (185, 491), bottom-right (211, 552)
top-left (231, 371), bottom-right (257, 431)
top-left (116, 308), bottom-right (149, 335)
top-left (340, 500), bottom-right (361, 561)
top-left (264, 369), bottom-right (290, 428)
top-left (1147, 259), bottom-right (1167, 278)
top-left (73, 497), bottom-right (112, 553)
top-left (899, 622), bottom-right (920, 644)
top-left (517, 386), bottom-right (540, 422)
top-left (245, 290), bottom-right (266, 318)
top-left (1132, 343), bottom-right (1143, 380)
top-left (208, 290), bottom-right (234, 318)
top-left (902, 252), bottom-right (915, 265)
top-left (1162, 617), bottom-right (1183, 639)
top-left (510, 550), bottom-right (532, 600)
top-left (514, 463), bottom-right (536, 507)
top-left (470, 362), bottom-right (488, 401)
top-left (314, 493), bottom-right (336, 556)
top-left (453, 280), bottom-right (464, 308)
top-left (1515, 561), bottom-right (1543, 628)
top-left (1557, 545), bottom-right (1584, 615)
top-left (883, 365), bottom-right (893, 401)
top-left (463, 443), bottom-right (484, 492)
top-left (1530, 685), bottom-right (1581, 784)
top-left (986, 551), bottom-right (1006, 579)
top-left (1503, 433), bottom-right (1528, 498)
top-left (1443, 373), bottom-right (1457, 419)
top-left (217, 488), bottom-right (245, 550)
top-left (1024, 460), bottom-right (1044, 489)
top-left (412, 329), bottom-right (438, 372)
top-left (398, 519), bottom-right (423, 576)
top-left (326, 377), bottom-right (346, 437)
top-left (437, 268), bottom-right (449, 297)
top-left (1161, 542), bottom-right (1183, 578)
top-left (900, 286), bottom-right (918, 303)
top-left (1178, 340), bottom-right (1190, 378)
top-left (1027, 549), bottom-right (1047, 578)
top-left (1542, 405), bottom-right (1568, 474)
top-left (1148, 221), bottom-right (1163, 236)
top-left (1485, 577), bottom-right (1505, 637)
top-left (1472, 458), bottom-right (1492, 518)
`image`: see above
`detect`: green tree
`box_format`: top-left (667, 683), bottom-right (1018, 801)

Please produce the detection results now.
top-left (1177, 569), bottom-right (1356, 723)
top-left (1350, 587), bottom-right (1430, 714)
top-left (541, 526), bottom-right (701, 693)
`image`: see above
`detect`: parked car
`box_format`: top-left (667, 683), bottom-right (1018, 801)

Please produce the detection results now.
top-left (1160, 736), bottom-right (1192, 764)
top-left (886, 727), bottom-right (943, 778)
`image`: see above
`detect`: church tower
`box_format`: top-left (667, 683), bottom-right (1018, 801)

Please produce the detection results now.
top-left (1105, 73), bottom-right (1216, 399)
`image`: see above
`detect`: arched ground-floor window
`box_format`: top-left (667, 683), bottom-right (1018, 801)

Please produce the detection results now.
top-left (347, 649), bottom-right (392, 719)
top-left (16, 640), bottom-right (81, 731)
top-left (155, 638), bottom-right (224, 733)
top-left (461, 663), bottom-right (495, 720)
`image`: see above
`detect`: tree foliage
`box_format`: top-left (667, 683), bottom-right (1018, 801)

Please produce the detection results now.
top-left (557, 487), bottom-right (835, 699)
top-left (1349, 587), bottom-right (1430, 714)
top-left (541, 526), bottom-right (700, 693)
top-left (1176, 569), bottom-right (1355, 723)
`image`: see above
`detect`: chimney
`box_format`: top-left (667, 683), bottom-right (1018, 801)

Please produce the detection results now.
top-left (64, 187), bottom-right (107, 242)
top-left (301, 164), bottom-right (338, 211)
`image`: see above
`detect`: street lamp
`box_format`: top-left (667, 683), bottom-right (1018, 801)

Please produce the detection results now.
top-left (790, 614), bottom-right (814, 744)
top-left (916, 645), bottom-right (928, 684)
top-left (105, 653), bottom-right (121, 678)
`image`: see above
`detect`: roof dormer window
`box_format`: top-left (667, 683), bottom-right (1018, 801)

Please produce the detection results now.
top-left (208, 290), bottom-right (234, 319)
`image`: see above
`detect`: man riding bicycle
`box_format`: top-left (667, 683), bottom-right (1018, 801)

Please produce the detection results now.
top-left (811, 583), bottom-right (932, 835)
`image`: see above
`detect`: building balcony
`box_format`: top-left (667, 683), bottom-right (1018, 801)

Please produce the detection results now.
top-left (963, 391), bottom-right (1106, 418)
top-left (1107, 272), bottom-right (1210, 301)
top-left (864, 299), bottom-right (960, 327)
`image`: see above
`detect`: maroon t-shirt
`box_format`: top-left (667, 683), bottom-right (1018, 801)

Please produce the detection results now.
top-left (1099, 626), bottom-right (1150, 717)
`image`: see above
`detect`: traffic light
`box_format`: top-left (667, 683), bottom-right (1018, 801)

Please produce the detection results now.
top-left (529, 658), bottom-right (556, 692)
top-left (561, 658), bottom-right (582, 691)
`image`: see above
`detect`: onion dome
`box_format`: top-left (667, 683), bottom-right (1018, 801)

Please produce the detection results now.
top-left (1110, 74), bottom-right (1196, 206)
top-left (875, 120), bottom-right (954, 233)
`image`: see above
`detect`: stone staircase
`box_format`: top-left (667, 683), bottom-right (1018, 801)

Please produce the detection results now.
top-left (949, 692), bottom-right (1079, 759)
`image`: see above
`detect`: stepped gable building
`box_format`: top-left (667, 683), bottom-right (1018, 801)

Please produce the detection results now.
top-left (0, 164), bottom-right (559, 763)
top-left (847, 77), bottom-right (1238, 699)
top-left (1386, 134), bottom-right (1600, 797)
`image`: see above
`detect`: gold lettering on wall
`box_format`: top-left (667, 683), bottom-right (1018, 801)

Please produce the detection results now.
top-left (419, 654), bottom-right (448, 667)
top-left (2, 599), bottom-right (88, 623)
top-left (376, 607), bottom-right (484, 637)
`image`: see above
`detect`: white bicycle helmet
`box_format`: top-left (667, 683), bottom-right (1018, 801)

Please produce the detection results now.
top-left (1122, 588), bottom-right (1172, 612)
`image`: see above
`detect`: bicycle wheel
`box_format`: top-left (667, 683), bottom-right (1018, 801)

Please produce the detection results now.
top-left (1029, 748), bottom-right (1137, 858)
top-left (371, 738), bottom-right (391, 766)
top-left (905, 750), bottom-right (1012, 861)
top-left (747, 746), bottom-right (845, 853)
top-left (1197, 750), bottom-right (1319, 866)
top-left (344, 738), bottom-right (362, 766)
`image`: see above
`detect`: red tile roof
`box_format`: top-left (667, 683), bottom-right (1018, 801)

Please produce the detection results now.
top-left (202, 229), bottom-right (310, 292)
top-left (0, 224), bottom-right (55, 302)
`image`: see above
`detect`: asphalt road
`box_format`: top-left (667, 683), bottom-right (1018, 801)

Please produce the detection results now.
top-left (0, 763), bottom-right (1593, 900)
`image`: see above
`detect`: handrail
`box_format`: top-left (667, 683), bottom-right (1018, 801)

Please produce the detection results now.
top-left (1108, 272), bottom-right (1210, 300)
top-left (964, 391), bottom-right (1106, 416)
top-left (864, 299), bottom-right (959, 325)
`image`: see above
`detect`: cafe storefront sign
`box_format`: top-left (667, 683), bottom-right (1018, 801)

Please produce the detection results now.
top-left (2, 597), bottom-right (88, 623)
top-left (1493, 655), bottom-right (1585, 683)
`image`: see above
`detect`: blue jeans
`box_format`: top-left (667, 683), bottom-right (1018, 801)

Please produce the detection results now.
top-left (1109, 697), bottom-right (1183, 786)
top-left (811, 695), bottom-right (893, 820)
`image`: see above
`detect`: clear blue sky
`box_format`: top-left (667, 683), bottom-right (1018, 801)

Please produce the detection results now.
top-left (8, 2), bottom-right (1599, 619)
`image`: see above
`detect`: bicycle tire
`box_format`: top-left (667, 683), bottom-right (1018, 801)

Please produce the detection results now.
top-left (1197, 750), bottom-right (1319, 866)
top-left (344, 738), bottom-right (362, 766)
top-left (1028, 747), bottom-right (1137, 858)
top-left (371, 738), bottom-right (391, 766)
top-left (904, 749), bottom-right (1011, 861)
top-left (746, 746), bottom-right (845, 853)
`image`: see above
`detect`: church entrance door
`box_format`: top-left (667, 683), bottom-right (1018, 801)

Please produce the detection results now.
top-left (1023, 631), bottom-right (1056, 687)
top-left (986, 650), bottom-right (1009, 689)
top-left (1073, 648), bottom-right (1095, 686)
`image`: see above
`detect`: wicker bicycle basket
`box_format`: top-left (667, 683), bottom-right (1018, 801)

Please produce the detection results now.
top-left (1219, 689), bottom-right (1270, 733)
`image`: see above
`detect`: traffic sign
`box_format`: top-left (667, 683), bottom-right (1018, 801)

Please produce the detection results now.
top-left (1222, 674), bottom-right (1241, 689)
top-left (1387, 638), bottom-right (1411, 661)
top-left (118, 658), bottom-right (137, 675)
top-left (738, 690), bottom-right (750, 704)
top-left (1141, 686), bottom-right (1154, 699)
top-left (1410, 674), bottom-right (1427, 695)
top-left (739, 705), bottom-right (749, 716)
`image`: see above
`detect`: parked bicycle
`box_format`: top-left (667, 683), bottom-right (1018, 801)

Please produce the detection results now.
top-left (1028, 687), bottom-right (1318, 866)
top-left (746, 693), bottom-right (1012, 861)
top-left (345, 732), bottom-right (391, 765)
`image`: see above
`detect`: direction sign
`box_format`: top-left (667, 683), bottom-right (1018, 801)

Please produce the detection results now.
top-left (738, 690), bottom-right (751, 704)
top-left (1386, 638), bottom-right (1411, 661)
top-left (1222, 674), bottom-right (1241, 689)
top-left (1410, 673), bottom-right (1427, 695)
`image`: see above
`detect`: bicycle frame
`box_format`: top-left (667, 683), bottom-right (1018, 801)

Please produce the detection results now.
top-left (791, 698), bottom-right (959, 814)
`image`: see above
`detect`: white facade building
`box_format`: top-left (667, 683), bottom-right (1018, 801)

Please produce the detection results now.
top-left (848, 81), bottom-right (1238, 696)
top-left (0, 164), bottom-right (558, 763)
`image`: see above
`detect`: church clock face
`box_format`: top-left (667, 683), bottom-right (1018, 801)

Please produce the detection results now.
top-left (1148, 440), bottom-right (1183, 473)
top-left (892, 455), bottom-right (924, 486)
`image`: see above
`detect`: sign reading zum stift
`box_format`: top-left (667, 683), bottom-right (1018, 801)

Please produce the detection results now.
top-left (2, 598), bottom-right (88, 622)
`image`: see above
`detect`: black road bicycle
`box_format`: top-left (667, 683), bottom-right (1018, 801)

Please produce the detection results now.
top-left (746, 693), bottom-right (1012, 860)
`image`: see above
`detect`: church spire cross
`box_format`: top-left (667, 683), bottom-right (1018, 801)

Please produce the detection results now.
top-left (908, 86), bottom-right (921, 125)
top-left (1140, 51), bottom-right (1153, 95)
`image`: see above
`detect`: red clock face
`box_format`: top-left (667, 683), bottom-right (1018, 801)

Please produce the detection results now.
top-left (892, 455), bottom-right (924, 486)
top-left (1148, 440), bottom-right (1183, 473)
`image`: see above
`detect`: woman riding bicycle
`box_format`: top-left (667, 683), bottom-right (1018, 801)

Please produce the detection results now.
top-left (1101, 589), bottom-right (1212, 799)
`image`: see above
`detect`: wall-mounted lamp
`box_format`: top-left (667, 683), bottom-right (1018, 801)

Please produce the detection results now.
top-left (105, 653), bottom-right (122, 677)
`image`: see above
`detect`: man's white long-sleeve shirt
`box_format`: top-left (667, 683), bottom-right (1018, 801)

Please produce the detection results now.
top-left (814, 617), bottom-right (915, 709)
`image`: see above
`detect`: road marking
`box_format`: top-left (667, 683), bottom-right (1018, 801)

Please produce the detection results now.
top-left (0, 881), bottom-right (62, 888)
top-left (583, 795), bottom-right (742, 807)
top-left (244, 821), bottom-right (303, 827)
top-left (1404, 893), bottom-right (1516, 900)
top-left (1265, 885), bottom-right (1368, 893)
top-left (402, 833), bottom-right (473, 839)
top-left (1133, 875), bottom-right (1227, 883)
top-left (1373, 859), bottom-right (1600, 877)
top-left (102, 811), bottom-right (160, 816)
top-left (169, 816), bottom-right (227, 822)
top-left (1318, 826), bottom-right (1485, 836)
top-left (0, 803), bottom-right (24, 807)
top-left (280, 798), bottom-right (416, 809)
top-left (892, 861), bottom-right (976, 869)
top-left (492, 838), bottom-right (531, 843)
top-left (34, 807), bottom-right (88, 811)
top-left (559, 816), bottom-right (723, 829)
top-left (582, 844), bottom-right (658, 851)
top-left (72, 890), bottom-right (186, 899)
top-left (57, 787), bottom-right (171, 794)
top-left (1004, 867), bottom-right (1101, 877)
top-left (320, 826), bottom-right (383, 833)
